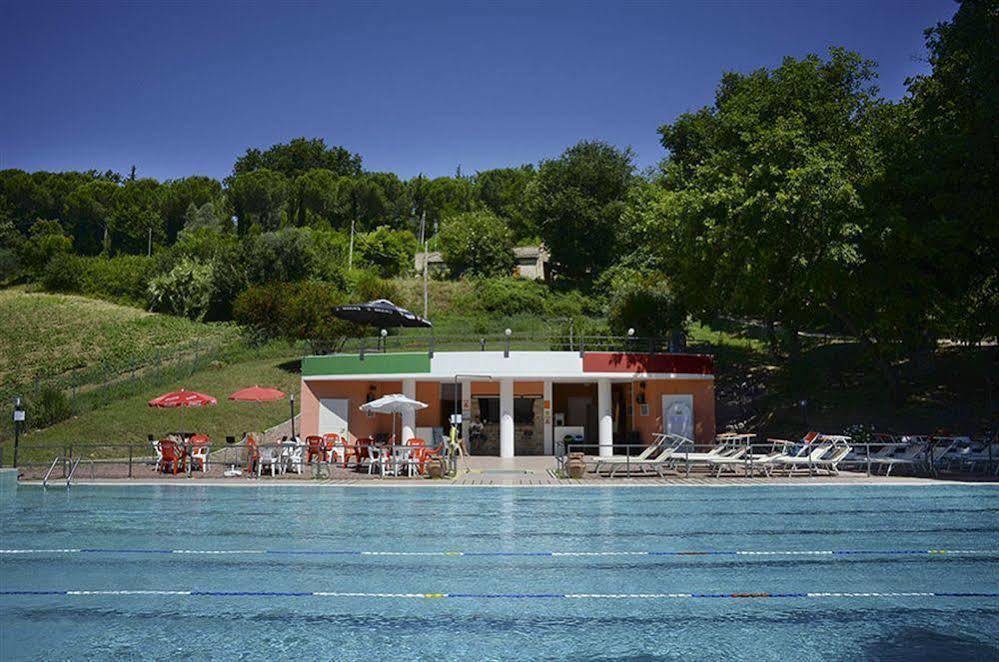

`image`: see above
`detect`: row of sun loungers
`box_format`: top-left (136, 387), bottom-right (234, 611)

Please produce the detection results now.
top-left (591, 433), bottom-right (854, 478)
top-left (585, 431), bottom-right (998, 479)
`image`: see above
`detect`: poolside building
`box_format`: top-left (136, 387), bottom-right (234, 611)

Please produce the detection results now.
top-left (299, 345), bottom-right (715, 457)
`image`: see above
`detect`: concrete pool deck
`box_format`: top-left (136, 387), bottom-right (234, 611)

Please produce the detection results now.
top-left (13, 456), bottom-right (998, 488)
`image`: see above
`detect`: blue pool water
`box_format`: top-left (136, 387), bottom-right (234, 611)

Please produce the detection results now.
top-left (2, 484), bottom-right (998, 660)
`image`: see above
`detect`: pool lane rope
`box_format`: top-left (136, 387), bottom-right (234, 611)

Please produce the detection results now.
top-left (1, 590), bottom-right (997, 601)
top-left (1, 548), bottom-right (995, 558)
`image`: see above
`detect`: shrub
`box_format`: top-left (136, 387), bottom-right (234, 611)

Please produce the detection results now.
top-left (245, 228), bottom-right (314, 285)
top-left (307, 229), bottom-right (350, 288)
top-left (347, 268), bottom-right (400, 303)
top-left (234, 281), bottom-right (363, 343)
top-left (472, 277), bottom-right (547, 316)
top-left (438, 210), bottom-right (515, 278)
top-left (79, 255), bottom-right (156, 304)
top-left (606, 271), bottom-right (686, 338)
top-left (147, 258), bottom-right (216, 321)
top-left (41, 252), bottom-right (82, 292)
top-left (20, 219), bottom-right (73, 277)
top-left (25, 385), bottom-right (73, 430)
top-left (356, 226), bottom-right (417, 278)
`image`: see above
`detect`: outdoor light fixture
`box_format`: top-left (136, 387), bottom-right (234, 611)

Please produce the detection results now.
top-left (628, 328), bottom-right (635, 337)
top-left (505, 328), bottom-right (512, 336)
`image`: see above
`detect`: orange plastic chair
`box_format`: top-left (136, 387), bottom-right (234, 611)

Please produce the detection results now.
top-left (306, 435), bottom-right (324, 464)
top-left (158, 439), bottom-right (186, 475)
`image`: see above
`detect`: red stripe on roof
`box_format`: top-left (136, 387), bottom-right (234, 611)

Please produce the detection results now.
top-left (582, 352), bottom-right (714, 375)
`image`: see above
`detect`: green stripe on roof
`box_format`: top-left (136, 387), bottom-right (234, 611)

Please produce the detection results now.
top-left (302, 353), bottom-right (431, 377)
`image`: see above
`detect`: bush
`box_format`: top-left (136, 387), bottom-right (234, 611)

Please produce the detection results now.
top-left (25, 385), bottom-right (73, 430)
top-left (0, 248), bottom-right (20, 284)
top-left (234, 281), bottom-right (363, 343)
top-left (245, 228), bottom-right (314, 285)
top-left (147, 258), bottom-right (216, 321)
top-left (347, 268), bottom-right (400, 303)
top-left (41, 252), bottom-right (82, 292)
top-left (606, 271), bottom-right (686, 338)
top-left (472, 277), bottom-right (547, 316)
top-left (79, 255), bottom-right (156, 304)
top-left (20, 219), bottom-right (72, 277)
top-left (307, 229), bottom-right (350, 288)
top-left (356, 226), bottom-right (417, 278)
top-left (438, 210), bottom-right (514, 278)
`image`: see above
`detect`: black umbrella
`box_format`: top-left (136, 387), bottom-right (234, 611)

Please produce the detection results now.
top-left (332, 299), bottom-right (432, 328)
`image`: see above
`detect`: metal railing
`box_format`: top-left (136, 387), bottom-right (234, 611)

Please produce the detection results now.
top-left (311, 332), bottom-right (693, 358)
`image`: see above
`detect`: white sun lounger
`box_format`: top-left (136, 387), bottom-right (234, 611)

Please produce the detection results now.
top-left (593, 434), bottom-right (688, 477)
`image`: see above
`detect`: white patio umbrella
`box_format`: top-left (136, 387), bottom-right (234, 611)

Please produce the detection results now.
top-left (359, 394), bottom-right (428, 443)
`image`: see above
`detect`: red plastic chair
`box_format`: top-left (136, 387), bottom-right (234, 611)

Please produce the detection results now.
top-left (306, 435), bottom-right (324, 464)
top-left (158, 439), bottom-right (186, 475)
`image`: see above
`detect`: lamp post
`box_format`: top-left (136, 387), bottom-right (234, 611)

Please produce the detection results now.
top-left (289, 393), bottom-right (296, 441)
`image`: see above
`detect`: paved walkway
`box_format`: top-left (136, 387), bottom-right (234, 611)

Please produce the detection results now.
top-left (15, 454), bottom-right (996, 488)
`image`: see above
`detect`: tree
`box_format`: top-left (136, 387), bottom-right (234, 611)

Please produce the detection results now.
top-left (408, 175), bottom-right (478, 228)
top-left (19, 219), bottom-right (72, 276)
top-left (293, 168), bottom-right (341, 228)
top-left (109, 177), bottom-right (164, 254)
top-left (530, 141), bottom-right (634, 281)
top-left (182, 201), bottom-right (226, 233)
top-left (160, 176), bottom-right (224, 241)
top-left (895, 0), bottom-right (998, 344)
top-left (474, 166), bottom-right (537, 240)
top-left (233, 281), bottom-right (362, 346)
top-left (244, 228), bottom-right (315, 285)
top-left (227, 169), bottom-right (289, 232)
top-left (606, 269), bottom-right (686, 341)
top-left (438, 210), bottom-right (515, 278)
top-left (63, 179), bottom-right (118, 254)
top-left (231, 137), bottom-right (362, 181)
top-left (355, 226), bottom-right (418, 278)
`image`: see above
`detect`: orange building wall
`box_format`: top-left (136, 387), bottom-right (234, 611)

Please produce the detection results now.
top-left (631, 379), bottom-right (715, 446)
top-left (302, 377), bottom-right (715, 447)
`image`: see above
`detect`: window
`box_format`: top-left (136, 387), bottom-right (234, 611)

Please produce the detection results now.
top-left (514, 398), bottom-right (535, 424)
top-left (477, 397), bottom-right (499, 423)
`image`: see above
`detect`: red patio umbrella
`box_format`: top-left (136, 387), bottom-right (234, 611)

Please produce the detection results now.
top-left (148, 389), bottom-right (218, 436)
top-left (228, 386), bottom-right (285, 402)
top-left (228, 385), bottom-right (296, 440)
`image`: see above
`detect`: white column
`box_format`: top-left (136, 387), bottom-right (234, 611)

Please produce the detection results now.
top-left (543, 381), bottom-right (553, 455)
top-left (499, 379), bottom-right (514, 458)
top-left (598, 378), bottom-right (613, 457)
top-left (401, 379), bottom-right (416, 443)
top-left (460, 379), bottom-right (472, 449)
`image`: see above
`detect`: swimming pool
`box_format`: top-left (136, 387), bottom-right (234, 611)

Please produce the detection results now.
top-left (2, 484), bottom-right (997, 660)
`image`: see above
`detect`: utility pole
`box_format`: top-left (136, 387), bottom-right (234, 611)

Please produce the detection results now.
top-left (419, 210), bottom-right (428, 319)
top-left (348, 218), bottom-right (355, 271)
top-left (147, 227), bottom-right (152, 257)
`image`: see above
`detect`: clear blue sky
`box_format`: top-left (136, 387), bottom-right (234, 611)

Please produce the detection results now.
top-left (1, 0), bottom-right (956, 182)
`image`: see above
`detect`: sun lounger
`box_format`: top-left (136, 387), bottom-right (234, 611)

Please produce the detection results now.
top-left (772, 442), bottom-right (852, 476)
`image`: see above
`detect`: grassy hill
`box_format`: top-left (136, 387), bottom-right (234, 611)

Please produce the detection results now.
top-left (0, 288), bottom-right (239, 393)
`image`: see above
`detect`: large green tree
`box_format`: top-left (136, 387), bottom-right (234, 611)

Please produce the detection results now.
top-left (227, 169), bottom-right (289, 232)
top-left (160, 176), bottom-right (224, 241)
top-left (474, 166), bottom-right (537, 241)
top-left (529, 141), bottom-right (634, 282)
top-left (438, 210), bottom-right (515, 278)
top-left (231, 137), bottom-right (362, 181)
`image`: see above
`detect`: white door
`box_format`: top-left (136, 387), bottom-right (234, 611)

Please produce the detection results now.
top-left (319, 398), bottom-right (350, 438)
top-left (661, 394), bottom-right (694, 440)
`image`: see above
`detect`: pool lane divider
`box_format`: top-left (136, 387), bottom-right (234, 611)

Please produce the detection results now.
top-left (1, 548), bottom-right (995, 558)
top-left (1, 590), bottom-right (997, 601)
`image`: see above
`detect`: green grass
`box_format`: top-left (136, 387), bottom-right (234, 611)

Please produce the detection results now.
top-left (15, 353), bottom-right (302, 463)
top-left (0, 288), bottom-right (240, 391)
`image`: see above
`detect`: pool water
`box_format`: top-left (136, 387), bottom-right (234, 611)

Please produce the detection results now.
top-left (2, 484), bottom-right (997, 660)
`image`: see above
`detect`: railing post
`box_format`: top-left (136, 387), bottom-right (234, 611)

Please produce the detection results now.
top-left (128, 443), bottom-right (133, 478)
top-left (479, 338), bottom-right (485, 351)
top-left (359, 337), bottom-right (366, 360)
top-left (865, 443), bottom-right (871, 476)
top-left (578, 336), bottom-right (585, 358)
top-left (428, 336), bottom-right (434, 359)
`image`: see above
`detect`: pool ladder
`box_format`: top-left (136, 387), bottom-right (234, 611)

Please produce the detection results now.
top-left (42, 457), bottom-right (82, 489)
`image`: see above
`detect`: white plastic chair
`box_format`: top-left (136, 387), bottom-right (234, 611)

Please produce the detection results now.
top-left (285, 442), bottom-right (304, 475)
top-left (257, 446), bottom-right (281, 477)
